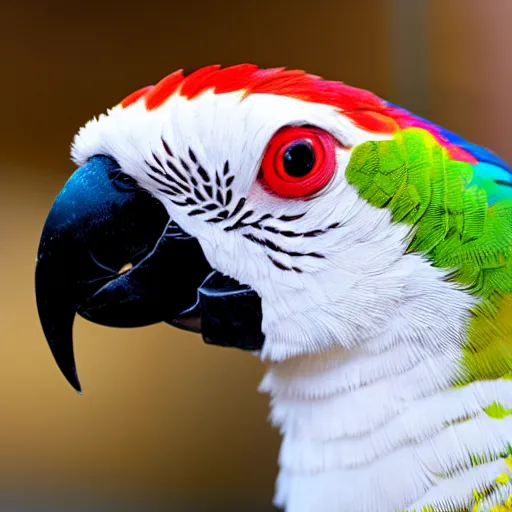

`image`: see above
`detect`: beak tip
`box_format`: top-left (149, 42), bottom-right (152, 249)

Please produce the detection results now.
top-left (45, 337), bottom-right (82, 394)
top-left (70, 378), bottom-right (82, 394)
top-left (58, 363), bottom-right (82, 394)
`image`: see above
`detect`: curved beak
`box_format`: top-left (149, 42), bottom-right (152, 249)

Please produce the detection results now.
top-left (36, 155), bottom-right (265, 394)
top-left (35, 155), bottom-right (212, 392)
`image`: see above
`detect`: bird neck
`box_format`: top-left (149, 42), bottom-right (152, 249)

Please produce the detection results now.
top-left (259, 335), bottom-right (512, 511)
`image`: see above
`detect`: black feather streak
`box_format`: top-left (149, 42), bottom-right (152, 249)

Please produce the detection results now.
top-left (146, 148), bottom-right (342, 243)
top-left (166, 160), bottom-right (189, 184)
top-left (188, 148), bottom-right (197, 163)
top-left (152, 153), bottom-right (164, 169)
top-left (230, 198), bottom-right (246, 218)
top-left (243, 234), bottom-right (325, 259)
top-left (197, 166), bottom-right (210, 182)
top-left (145, 160), bottom-right (165, 176)
top-left (158, 188), bottom-right (177, 196)
top-left (238, 210), bottom-right (254, 223)
top-left (147, 173), bottom-right (182, 192)
top-left (268, 256), bottom-right (291, 271)
top-left (278, 213), bottom-right (307, 222)
top-left (180, 159), bottom-right (190, 172)
top-left (162, 138), bottom-right (174, 157)
top-left (207, 210), bottom-right (230, 223)
top-left (194, 189), bottom-right (205, 201)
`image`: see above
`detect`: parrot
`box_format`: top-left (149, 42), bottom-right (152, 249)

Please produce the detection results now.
top-left (35, 63), bottom-right (512, 512)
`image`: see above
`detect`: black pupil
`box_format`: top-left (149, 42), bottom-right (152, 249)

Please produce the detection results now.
top-left (282, 140), bottom-right (315, 177)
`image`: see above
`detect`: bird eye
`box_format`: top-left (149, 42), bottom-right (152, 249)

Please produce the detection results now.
top-left (108, 170), bottom-right (139, 192)
top-left (259, 126), bottom-right (337, 198)
top-left (283, 141), bottom-right (315, 177)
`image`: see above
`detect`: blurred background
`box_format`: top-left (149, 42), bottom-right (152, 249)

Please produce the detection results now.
top-left (1, 0), bottom-right (511, 510)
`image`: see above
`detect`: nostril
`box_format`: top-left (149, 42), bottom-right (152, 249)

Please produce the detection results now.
top-left (108, 170), bottom-right (140, 192)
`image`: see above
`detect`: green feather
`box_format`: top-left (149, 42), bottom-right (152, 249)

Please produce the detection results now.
top-left (345, 128), bottom-right (512, 383)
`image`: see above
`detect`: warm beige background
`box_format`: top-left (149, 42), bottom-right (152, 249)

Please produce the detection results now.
top-left (429, 0), bottom-right (512, 164)
top-left (0, 0), bottom-right (510, 510)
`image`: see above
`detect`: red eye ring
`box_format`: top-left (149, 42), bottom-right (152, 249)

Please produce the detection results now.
top-left (260, 126), bottom-right (337, 198)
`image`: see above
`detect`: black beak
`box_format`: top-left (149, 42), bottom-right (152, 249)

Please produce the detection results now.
top-left (36, 155), bottom-right (264, 393)
top-left (35, 155), bottom-right (212, 392)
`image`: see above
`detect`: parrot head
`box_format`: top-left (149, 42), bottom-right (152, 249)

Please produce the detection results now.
top-left (35, 64), bottom-right (512, 512)
top-left (35, 64), bottom-right (459, 392)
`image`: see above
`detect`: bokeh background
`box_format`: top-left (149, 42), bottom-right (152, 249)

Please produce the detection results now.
top-left (1, 0), bottom-right (511, 510)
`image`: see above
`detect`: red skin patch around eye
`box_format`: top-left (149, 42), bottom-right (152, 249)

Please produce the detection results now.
top-left (260, 126), bottom-right (337, 198)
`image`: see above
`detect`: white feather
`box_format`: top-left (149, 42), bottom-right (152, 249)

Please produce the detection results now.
top-left (71, 86), bottom-right (512, 511)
